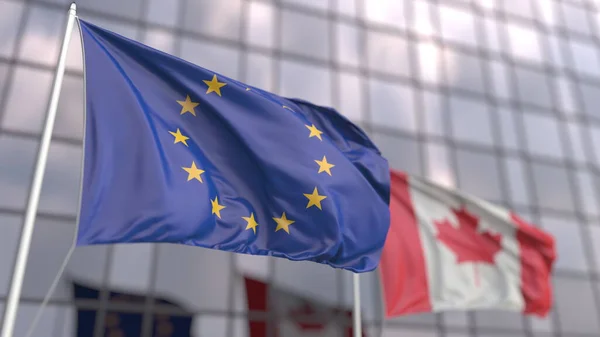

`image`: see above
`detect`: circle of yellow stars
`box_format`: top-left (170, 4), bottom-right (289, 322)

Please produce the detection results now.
top-left (169, 74), bottom-right (333, 236)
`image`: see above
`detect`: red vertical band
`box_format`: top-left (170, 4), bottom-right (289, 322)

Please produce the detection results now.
top-left (512, 213), bottom-right (556, 317)
top-left (379, 170), bottom-right (432, 317)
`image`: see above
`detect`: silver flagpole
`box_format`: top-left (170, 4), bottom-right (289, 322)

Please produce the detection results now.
top-left (0, 3), bottom-right (77, 337)
top-left (353, 273), bottom-right (362, 337)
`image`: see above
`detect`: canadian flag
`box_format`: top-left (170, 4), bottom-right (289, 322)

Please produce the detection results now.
top-left (244, 277), bottom-right (366, 337)
top-left (380, 170), bottom-right (556, 317)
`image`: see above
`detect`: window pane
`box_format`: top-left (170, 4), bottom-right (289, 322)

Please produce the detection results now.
top-left (422, 91), bottom-right (445, 137)
top-left (438, 5), bottom-right (477, 47)
top-left (489, 60), bottom-right (511, 101)
top-left (22, 219), bottom-right (75, 300)
top-left (0, 135), bottom-right (37, 209)
top-left (569, 40), bottom-right (600, 78)
top-left (562, 3), bottom-right (591, 35)
top-left (555, 77), bottom-right (577, 115)
top-left (425, 142), bottom-right (455, 188)
top-left (282, 0), bottom-right (329, 11)
top-left (281, 10), bottom-right (329, 60)
top-left (337, 72), bottom-right (363, 122)
top-left (565, 122), bottom-right (587, 163)
top-left (496, 108), bottom-right (519, 150)
top-left (76, 0), bottom-right (143, 20)
top-left (506, 23), bottom-right (543, 64)
top-left (369, 79), bottom-right (416, 132)
top-left (39, 143), bottom-right (82, 214)
top-left (17, 6), bottom-right (65, 65)
top-left (455, 148), bottom-right (502, 201)
top-left (247, 1), bottom-right (274, 49)
top-left (372, 133), bottom-right (421, 175)
top-left (155, 245), bottom-right (232, 311)
top-left (145, 0), bottom-right (180, 26)
top-left (364, 0), bottom-right (407, 29)
top-left (367, 31), bottom-right (410, 77)
top-left (445, 49), bottom-right (484, 94)
top-left (449, 95), bottom-right (494, 146)
top-left (245, 52), bottom-right (273, 91)
top-left (341, 271), bottom-right (382, 321)
top-left (530, 162), bottom-right (575, 212)
top-left (194, 315), bottom-right (228, 336)
top-left (0, 0), bottom-right (25, 58)
top-left (539, 215), bottom-right (589, 272)
top-left (580, 82), bottom-right (600, 120)
top-left (576, 169), bottom-right (600, 217)
top-left (0, 63), bottom-right (8, 102)
top-left (412, 0), bottom-right (434, 37)
top-left (548, 35), bottom-right (566, 69)
top-left (142, 28), bottom-right (176, 55)
top-left (280, 60), bottom-right (331, 106)
top-left (180, 40), bottom-right (240, 79)
top-left (15, 304), bottom-right (71, 337)
top-left (504, 156), bottom-right (531, 206)
top-left (503, 0), bottom-right (534, 19)
top-left (588, 225), bottom-right (600, 272)
top-left (54, 74), bottom-right (84, 140)
top-left (484, 18), bottom-right (502, 54)
top-left (0, 215), bottom-right (22, 296)
top-left (2, 66), bottom-right (53, 133)
top-left (522, 113), bottom-right (564, 159)
top-left (108, 244), bottom-right (154, 293)
top-left (184, 0), bottom-right (242, 40)
top-left (554, 278), bottom-right (600, 334)
top-left (442, 311), bottom-right (468, 328)
top-left (514, 66), bottom-right (552, 109)
top-left (475, 310), bottom-right (524, 330)
top-left (417, 41), bottom-right (442, 85)
top-left (335, 22), bottom-right (360, 67)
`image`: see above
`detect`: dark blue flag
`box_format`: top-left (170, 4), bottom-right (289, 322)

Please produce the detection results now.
top-left (73, 281), bottom-right (193, 337)
top-left (76, 19), bottom-right (390, 272)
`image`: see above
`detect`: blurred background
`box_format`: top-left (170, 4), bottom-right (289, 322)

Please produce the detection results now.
top-left (0, 0), bottom-right (599, 336)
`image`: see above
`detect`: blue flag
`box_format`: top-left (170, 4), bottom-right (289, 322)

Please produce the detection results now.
top-left (73, 281), bottom-right (193, 337)
top-left (77, 20), bottom-right (390, 272)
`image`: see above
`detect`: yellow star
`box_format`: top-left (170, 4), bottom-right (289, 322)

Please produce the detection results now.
top-left (203, 74), bottom-right (227, 96)
top-left (182, 161), bottom-right (205, 182)
top-left (211, 196), bottom-right (226, 219)
top-left (273, 212), bottom-right (295, 234)
top-left (303, 187), bottom-right (327, 210)
top-left (168, 128), bottom-right (189, 146)
top-left (242, 213), bottom-right (259, 234)
top-left (315, 156), bottom-right (335, 176)
top-left (305, 124), bottom-right (323, 141)
top-left (177, 95), bottom-right (199, 116)
top-left (245, 87), bottom-right (251, 91)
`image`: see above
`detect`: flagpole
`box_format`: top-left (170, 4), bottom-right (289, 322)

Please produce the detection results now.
top-left (0, 3), bottom-right (77, 337)
top-left (353, 273), bottom-right (362, 337)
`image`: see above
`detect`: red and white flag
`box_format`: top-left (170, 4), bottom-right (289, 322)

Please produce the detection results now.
top-left (380, 170), bottom-right (556, 317)
top-left (244, 277), bottom-right (366, 337)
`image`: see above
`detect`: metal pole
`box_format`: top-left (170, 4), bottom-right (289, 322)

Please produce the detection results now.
top-left (353, 273), bottom-right (362, 337)
top-left (0, 3), bottom-right (77, 337)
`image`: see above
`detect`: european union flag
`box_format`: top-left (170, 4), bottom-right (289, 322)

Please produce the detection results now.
top-left (73, 281), bottom-right (193, 337)
top-left (77, 20), bottom-right (390, 272)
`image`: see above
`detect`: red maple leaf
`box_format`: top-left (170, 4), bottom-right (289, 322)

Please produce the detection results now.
top-left (434, 206), bottom-right (502, 285)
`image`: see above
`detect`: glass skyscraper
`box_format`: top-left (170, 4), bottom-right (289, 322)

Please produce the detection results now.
top-left (0, 0), bottom-right (597, 336)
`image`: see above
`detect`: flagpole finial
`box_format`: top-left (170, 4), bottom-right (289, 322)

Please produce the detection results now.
top-left (69, 2), bottom-right (77, 13)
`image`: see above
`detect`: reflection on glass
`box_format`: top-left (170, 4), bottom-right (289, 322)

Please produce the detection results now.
top-left (18, 6), bottom-right (64, 66)
top-left (506, 23), bottom-right (543, 64)
top-left (504, 156), bottom-right (531, 206)
top-left (0, 215), bottom-right (21, 296)
top-left (364, 0), bottom-right (407, 29)
top-left (108, 244), bottom-right (154, 292)
top-left (522, 113), bottom-right (564, 159)
top-left (245, 52), bottom-right (273, 91)
top-left (75, 0), bottom-right (143, 20)
top-left (367, 31), bottom-right (410, 77)
top-left (444, 49), bottom-right (484, 94)
top-left (531, 162), bottom-right (575, 212)
top-left (579, 83), bottom-right (600, 120)
top-left (372, 133), bottom-right (421, 175)
top-left (54, 74), bottom-right (84, 140)
top-left (514, 66), bottom-right (552, 109)
top-left (561, 2), bottom-right (591, 36)
top-left (569, 40), bottom-right (600, 78)
top-left (426, 142), bottom-right (455, 188)
top-left (247, 1), bottom-right (275, 49)
top-left (503, 0), bottom-right (534, 19)
top-left (575, 170), bottom-right (600, 217)
top-left (417, 42), bottom-right (441, 84)
top-left (368, 79), bottom-right (416, 132)
top-left (455, 148), bottom-right (502, 201)
top-left (449, 95), bottom-right (494, 146)
top-left (337, 72), bottom-right (363, 122)
top-left (489, 60), bottom-right (511, 101)
top-left (145, 0), bottom-right (180, 26)
top-left (422, 90), bottom-right (445, 137)
top-left (0, 1), bottom-right (25, 58)
top-left (438, 5), bottom-right (477, 47)
top-left (282, 10), bottom-right (329, 60)
top-left (38, 143), bottom-right (82, 214)
top-left (279, 60), bottom-right (331, 106)
top-left (0, 135), bottom-right (36, 209)
top-left (180, 39), bottom-right (240, 78)
top-left (554, 278), bottom-right (600, 334)
top-left (335, 22), bottom-right (360, 67)
top-left (142, 28), bottom-right (176, 55)
top-left (184, 0), bottom-right (242, 40)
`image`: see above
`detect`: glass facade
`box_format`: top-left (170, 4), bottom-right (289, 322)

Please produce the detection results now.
top-left (0, 0), bottom-right (598, 336)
